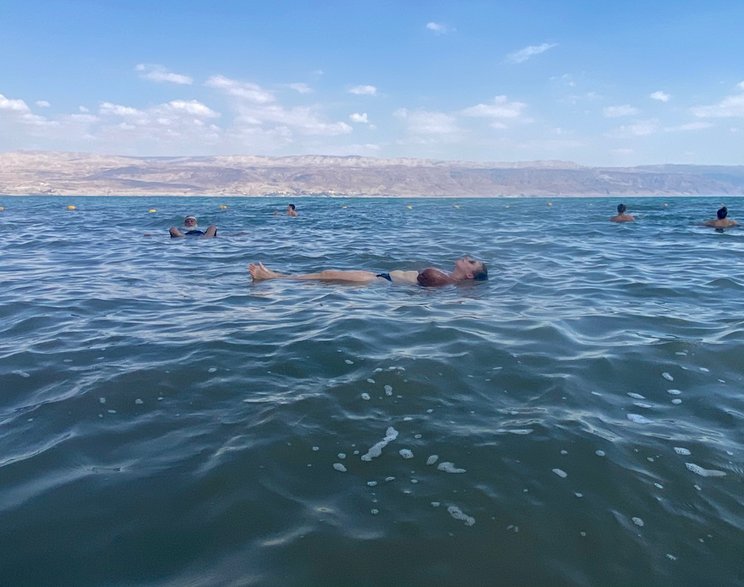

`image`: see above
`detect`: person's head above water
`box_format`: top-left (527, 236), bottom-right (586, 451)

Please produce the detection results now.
top-left (717, 206), bottom-right (728, 220)
top-left (184, 215), bottom-right (198, 226)
top-left (617, 203), bottom-right (627, 214)
top-left (455, 255), bottom-right (488, 281)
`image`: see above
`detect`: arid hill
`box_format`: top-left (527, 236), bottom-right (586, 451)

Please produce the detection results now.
top-left (1, 151), bottom-right (744, 196)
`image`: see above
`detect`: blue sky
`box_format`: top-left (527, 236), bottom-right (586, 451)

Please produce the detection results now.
top-left (1, 0), bottom-right (743, 166)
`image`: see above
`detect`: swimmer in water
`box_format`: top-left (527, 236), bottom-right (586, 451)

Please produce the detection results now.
top-left (248, 256), bottom-right (488, 287)
top-left (287, 203), bottom-right (298, 217)
top-left (610, 203), bottom-right (635, 223)
top-left (169, 215), bottom-right (217, 238)
top-left (704, 206), bottom-right (737, 229)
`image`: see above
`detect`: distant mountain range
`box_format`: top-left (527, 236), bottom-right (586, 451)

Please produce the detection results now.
top-left (2, 151), bottom-right (744, 197)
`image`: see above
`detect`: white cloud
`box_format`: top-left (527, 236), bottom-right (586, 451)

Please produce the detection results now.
top-left (350, 112), bottom-right (369, 124)
top-left (35, 100), bottom-right (51, 108)
top-left (666, 121), bottom-right (713, 132)
top-left (609, 120), bottom-right (659, 137)
top-left (691, 84), bottom-right (744, 118)
top-left (288, 83), bottom-right (313, 94)
top-left (506, 43), bottom-right (557, 64)
top-left (163, 100), bottom-right (219, 118)
top-left (426, 22), bottom-right (452, 34)
top-left (603, 105), bottom-right (639, 118)
top-left (206, 75), bottom-right (275, 104)
top-left (650, 90), bottom-right (670, 102)
top-left (99, 102), bottom-right (145, 119)
top-left (206, 74), bottom-right (351, 138)
top-left (395, 108), bottom-right (460, 135)
top-left (0, 93), bottom-right (31, 112)
top-left (461, 95), bottom-right (528, 125)
top-left (136, 63), bottom-right (193, 85)
top-left (348, 85), bottom-right (377, 96)
top-left (0, 93), bottom-right (52, 127)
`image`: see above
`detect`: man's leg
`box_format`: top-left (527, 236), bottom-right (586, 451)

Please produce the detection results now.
top-left (249, 262), bottom-right (377, 282)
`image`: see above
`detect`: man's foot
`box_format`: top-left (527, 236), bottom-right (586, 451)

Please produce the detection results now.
top-left (248, 262), bottom-right (283, 281)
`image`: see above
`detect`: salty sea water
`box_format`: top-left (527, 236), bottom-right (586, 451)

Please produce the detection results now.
top-left (1, 196), bottom-right (743, 587)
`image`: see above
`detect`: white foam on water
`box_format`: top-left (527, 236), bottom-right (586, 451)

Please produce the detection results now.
top-left (633, 402), bottom-right (654, 409)
top-left (654, 482), bottom-right (664, 489)
top-left (627, 414), bottom-right (653, 424)
top-left (431, 501), bottom-right (440, 508)
top-left (632, 517), bottom-right (644, 527)
top-left (662, 372), bottom-right (674, 381)
top-left (367, 481), bottom-right (377, 487)
top-left (718, 378), bottom-right (726, 383)
top-left (208, 367), bottom-right (217, 373)
top-left (666, 389), bottom-right (682, 395)
top-left (345, 359), bottom-right (354, 365)
top-left (560, 450), bottom-right (568, 455)
top-left (399, 449), bottom-right (414, 459)
top-left (384, 385), bottom-right (393, 396)
top-left (385, 476), bottom-right (395, 482)
top-left (312, 446), bottom-right (319, 451)
top-left (685, 463), bottom-right (726, 477)
top-left (675, 351), bottom-right (687, 356)
top-left (574, 492), bottom-right (583, 498)
top-left (438, 462), bottom-right (466, 473)
top-left (666, 554), bottom-right (677, 561)
top-left (591, 391), bottom-right (601, 396)
top-left (333, 463), bottom-right (347, 472)
top-left (403, 416), bottom-right (413, 421)
top-left (699, 367), bottom-right (709, 373)
top-left (552, 468), bottom-right (568, 478)
top-left (99, 397), bottom-right (106, 404)
top-left (366, 378), bottom-right (375, 384)
top-left (374, 368), bottom-right (382, 373)
top-left (674, 447), bottom-right (691, 455)
top-left (426, 455), bottom-right (439, 465)
top-left (447, 505), bottom-right (475, 526)
top-left (338, 453), bottom-right (346, 459)
top-left (361, 393), bottom-right (370, 401)
top-left (595, 450), bottom-right (606, 457)
top-left (135, 398), bottom-right (143, 405)
top-left (508, 429), bottom-right (533, 435)
top-left (627, 392), bottom-right (646, 399)
top-left (361, 426), bottom-right (399, 461)
top-left (370, 509), bottom-right (379, 515)
top-left (671, 399), bottom-right (682, 405)
top-left (414, 434), bottom-right (422, 439)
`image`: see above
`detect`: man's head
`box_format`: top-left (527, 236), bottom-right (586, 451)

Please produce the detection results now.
top-left (184, 215), bottom-right (197, 226)
top-left (617, 203), bottom-right (627, 214)
top-left (455, 256), bottom-right (488, 281)
top-left (288, 204), bottom-right (296, 211)
top-left (717, 206), bottom-right (728, 219)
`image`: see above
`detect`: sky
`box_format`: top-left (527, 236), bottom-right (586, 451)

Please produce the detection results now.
top-left (1, 0), bottom-right (743, 166)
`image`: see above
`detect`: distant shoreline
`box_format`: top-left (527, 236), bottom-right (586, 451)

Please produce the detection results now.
top-left (2, 151), bottom-right (744, 198)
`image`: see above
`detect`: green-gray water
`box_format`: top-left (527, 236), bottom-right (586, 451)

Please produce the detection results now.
top-left (1, 196), bottom-right (742, 586)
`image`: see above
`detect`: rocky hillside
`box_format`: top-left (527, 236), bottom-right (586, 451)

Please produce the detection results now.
top-left (1, 151), bottom-right (743, 196)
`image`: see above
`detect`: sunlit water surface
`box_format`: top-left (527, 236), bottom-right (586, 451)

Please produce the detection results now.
top-left (1, 196), bottom-right (743, 586)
